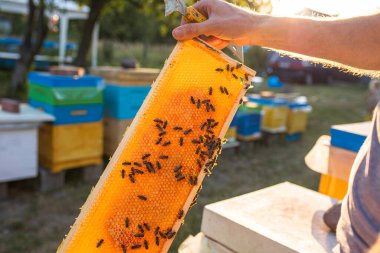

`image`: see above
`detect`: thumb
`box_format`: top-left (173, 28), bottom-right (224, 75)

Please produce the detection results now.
top-left (172, 22), bottom-right (210, 41)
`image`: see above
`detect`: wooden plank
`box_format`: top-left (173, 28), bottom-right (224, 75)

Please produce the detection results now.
top-left (201, 182), bottom-right (338, 253)
top-left (40, 156), bottom-right (103, 174)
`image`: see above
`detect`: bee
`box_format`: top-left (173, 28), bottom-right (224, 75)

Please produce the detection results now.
top-left (244, 73), bottom-right (249, 81)
top-left (232, 73), bottom-right (238, 80)
top-left (121, 169), bottom-right (125, 178)
top-left (96, 239), bottom-right (104, 248)
top-left (158, 131), bottom-right (167, 137)
top-left (190, 96), bottom-right (196, 104)
top-left (159, 231), bottom-right (167, 238)
top-left (162, 141), bottom-right (171, 146)
top-left (196, 146), bottom-right (201, 154)
top-left (236, 63), bottom-right (242, 69)
top-left (159, 155), bottom-right (169, 159)
top-left (138, 195), bottom-right (147, 201)
top-left (207, 129), bottom-right (214, 134)
top-left (138, 224), bottom-right (144, 233)
top-left (174, 165), bottom-right (182, 173)
top-left (131, 244), bottom-right (141, 249)
top-left (163, 120), bottom-right (168, 129)
top-left (125, 217), bottom-right (129, 228)
top-left (156, 124), bottom-right (163, 131)
top-left (224, 87), bottom-right (229, 95)
top-left (167, 231), bottom-right (176, 239)
top-left (197, 99), bottom-right (201, 109)
top-left (230, 67), bottom-right (235, 72)
top-left (211, 122), bottom-right (219, 128)
top-left (199, 135), bottom-right (204, 143)
top-left (226, 64), bottom-right (230, 71)
top-left (178, 209), bottom-right (184, 219)
top-left (156, 236), bottom-right (160, 246)
top-left (134, 168), bottom-right (144, 174)
top-left (129, 174), bottom-right (135, 183)
top-left (122, 161), bottom-right (131, 166)
top-left (209, 87), bottom-right (213, 95)
top-left (192, 140), bottom-right (200, 144)
top-left (154, 226), bottom-right (160, 235)
top-left (121, 244), bottom-right (127, 253)
top-left (144, 223), bottom-right (151, 231)
top-left (176, 175), bottom-right (185, 181)
top-left (173, 126), bottom-right (183, 131)
top-left (156, 161), bottom-right (162, 170)
top-left (219, 86), bottom-right (224, 93)
top-left (202, 99), bottom-right (210, 104)
top-left (134, 233), bottom-right (144, 238)
top-left (197, 159), bottom-right (202, 168)
top-left (215, 68), bottom-right (224, 72)
top-left (210, 104), bottom-right (215, 112)
top-left (239, 98), bottom-right (243, 104)
top-left (142, 153), bottom-right (151, 160)
top-left (184, 129), bottom-right (192, 135)
top-left (156, 137), bottom-right (162, 145)
top-left (179, 137), bottom-right (184, 146)
top-left (154, 118), bottom-right (163, 124)
top-left (144, 240), bottom-right (149, 250)
top-left (133, 162), bottom-right (142, 167)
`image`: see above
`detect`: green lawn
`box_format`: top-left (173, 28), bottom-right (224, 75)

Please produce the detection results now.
top-left (0, 83), bottom-right (368, 253)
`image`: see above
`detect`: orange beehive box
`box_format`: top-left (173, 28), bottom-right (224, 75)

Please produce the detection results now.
top-left (57, 39), bottom-right (255, 253)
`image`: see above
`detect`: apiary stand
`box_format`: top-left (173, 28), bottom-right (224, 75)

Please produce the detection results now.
top-left (182, 182), bottom-right (338, 253)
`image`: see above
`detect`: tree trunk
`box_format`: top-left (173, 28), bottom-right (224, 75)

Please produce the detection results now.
top-left (10, 0), bottom-right (48, 95)
top-left (74, 0), bottom-right (108, 67)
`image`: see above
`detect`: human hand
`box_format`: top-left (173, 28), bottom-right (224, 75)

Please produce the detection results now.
top-left (172, 0), bottom-right (257, 49)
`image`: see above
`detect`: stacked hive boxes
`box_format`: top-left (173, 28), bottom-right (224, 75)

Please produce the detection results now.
top-left (90, 67), bottom-right (160, 156)
top-left (319, 122), bottom-right (371, 199)
top-left (286, 97), bottom-right (312, 141)
top-left (28, 72), bottom-right (104, 173)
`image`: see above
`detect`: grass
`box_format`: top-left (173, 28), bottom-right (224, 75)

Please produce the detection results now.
top-left (0, 83), bottom-right (368, 253)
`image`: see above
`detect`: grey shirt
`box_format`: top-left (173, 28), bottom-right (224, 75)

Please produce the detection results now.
top-left (337, 102), bottom-right (380, 252)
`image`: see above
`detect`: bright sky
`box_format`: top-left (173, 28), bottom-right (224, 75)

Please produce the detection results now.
top-left (271, 0), bottom-right (380, 17)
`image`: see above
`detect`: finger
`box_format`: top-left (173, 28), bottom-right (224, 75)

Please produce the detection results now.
top-left (192, 0), bottom-right (211, 18)
top-left (172, 21), bottom-right (212, 41)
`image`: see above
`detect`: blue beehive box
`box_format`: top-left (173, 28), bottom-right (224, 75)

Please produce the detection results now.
top-left (236, 102), bottom-right (262, 140)
top-left (330, 121), bottom-right (372, 152)
top-left (28, 72), bottom-right (104, 88)
top-left (104, 85), bottom-right (151, 120)
top-left (29, 99), bottom-right (102, 125)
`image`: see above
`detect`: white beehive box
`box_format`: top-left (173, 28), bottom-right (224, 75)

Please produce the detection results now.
top-left (201, 182), bottom-right (338, 253)
top-left (0, 104), bottom-right (54, 182)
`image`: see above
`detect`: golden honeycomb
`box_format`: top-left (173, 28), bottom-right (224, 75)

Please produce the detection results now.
top-left (57, 39), bottom-right (256, 253)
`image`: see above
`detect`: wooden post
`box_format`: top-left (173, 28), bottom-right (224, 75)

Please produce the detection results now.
top-left (0, 182), bottom-right (8, 200)
top-left (39, 168), bottom-right (65, 192)
top-left (82, 164), bottom-right (103, 183)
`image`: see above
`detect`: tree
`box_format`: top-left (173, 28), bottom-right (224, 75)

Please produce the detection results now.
top-left (10, 0), bottom-right (49, 94)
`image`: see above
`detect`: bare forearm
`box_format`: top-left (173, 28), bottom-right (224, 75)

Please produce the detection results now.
top-left (250, 14), bottom-right (380, 70)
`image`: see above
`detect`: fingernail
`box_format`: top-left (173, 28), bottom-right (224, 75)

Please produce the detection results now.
top-left (173, 27), bottom-right (184, 39)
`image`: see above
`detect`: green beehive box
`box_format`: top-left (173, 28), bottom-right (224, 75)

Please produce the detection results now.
top-left (29, 83), bottom-right (103, 106)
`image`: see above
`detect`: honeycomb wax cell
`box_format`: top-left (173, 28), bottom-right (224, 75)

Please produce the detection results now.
top-left (57, 39), bottom-right (256, 253)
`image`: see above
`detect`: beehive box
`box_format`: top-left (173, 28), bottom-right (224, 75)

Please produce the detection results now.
top-left (104, 85), bottom-right (151, 120)
top-left (57, 39), bottom-right (255, 253)
top-left (39, 122), bottom-right (103, 173)
top-left (330, 121), bottom-right (371, 152)
top-left (90, 67), bottom-right (160, 86)
top-left (201, 182), bottom-right (338, 253)
top-left (287, 100), bottom-right (311, 135)
top-left (104, 117), bottom-right (133, 156)
top-left (236, 102), bottom-right (262, 141)
top-left (30, 99), bottom-right (102, 125)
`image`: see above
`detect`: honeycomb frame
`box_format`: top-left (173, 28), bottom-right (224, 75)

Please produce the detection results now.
top-left (57, 38), bottom-right (256, 253)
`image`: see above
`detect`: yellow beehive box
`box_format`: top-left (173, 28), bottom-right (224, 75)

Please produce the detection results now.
top-left (104, 117), bottom-right (133, 156)
top-left (287, 110), bottom-right (308, 134)
top-left (262, 106), bottom-right (288, 133)
top-left (57, 39), bottom-right (255, 253)
top-left (39, 122), bottom-right (103, 173)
